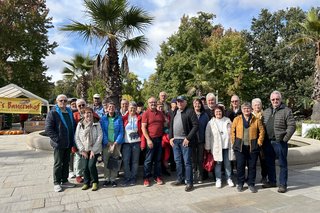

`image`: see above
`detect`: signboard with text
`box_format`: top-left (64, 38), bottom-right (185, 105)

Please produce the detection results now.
top-left (0, 98), bottom-right (42, 114)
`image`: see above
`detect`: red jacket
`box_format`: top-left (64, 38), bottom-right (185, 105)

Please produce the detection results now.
top-left (122, 113), bottom-right (145, 148)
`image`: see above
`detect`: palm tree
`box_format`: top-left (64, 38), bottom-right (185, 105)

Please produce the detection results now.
top-left (62, 54), bottom-right (93, 101)
top-left (60, 0), bottom-right (153, 107)
top-left (293, 8), bottom-right (320, 120)
top-left (185, 61), bottom-right (214, 97)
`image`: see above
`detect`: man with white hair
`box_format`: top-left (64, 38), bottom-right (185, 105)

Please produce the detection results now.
top-left (262, 91), bottom-right (295, 193)
top-left (45, 94), bottom-right (76, 192)
top-left (204, 93), bottom-right (217, 119)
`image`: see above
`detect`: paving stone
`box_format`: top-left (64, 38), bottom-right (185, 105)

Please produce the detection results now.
top-left (0, 187), bottom-right (14, 198)
top-left (61, 193), bottom-right (90, 204)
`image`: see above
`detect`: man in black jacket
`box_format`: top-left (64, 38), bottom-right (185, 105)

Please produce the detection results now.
top-left (45, 94), bottom-right (76, 192)
top-left (169, 95), bottom-right (199, 192)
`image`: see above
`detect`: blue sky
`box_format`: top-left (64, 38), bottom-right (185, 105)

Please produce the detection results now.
top-left (44, 0), bottom-right (318, 83)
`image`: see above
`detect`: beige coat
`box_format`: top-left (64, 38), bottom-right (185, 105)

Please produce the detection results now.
top-left (75, 121), bottom-right (102, 154)
top-left (205, 117), bottom-right (235, 162)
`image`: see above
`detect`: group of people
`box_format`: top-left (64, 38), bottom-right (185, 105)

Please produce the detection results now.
top-left (45, 90), bottom-right (295, 194)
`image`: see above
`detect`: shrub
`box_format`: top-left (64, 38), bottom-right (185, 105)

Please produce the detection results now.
top-left (306, 127), bottom-right (320, 140)
top-left (295, 122), bottom-right (302, 136)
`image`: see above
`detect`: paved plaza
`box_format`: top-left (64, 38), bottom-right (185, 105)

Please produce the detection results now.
top-left (1, 135), bottom-right (320, 213)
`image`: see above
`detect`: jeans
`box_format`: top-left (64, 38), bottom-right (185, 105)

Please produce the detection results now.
top-left (81, 153), bottom-right (98, 184)
top-left (215, 149), bottom-right (232, 181)
top-left (74, 152), bottom-right (85, 176)
top-left (122, 142), bottom-right (141, 181)
top-left (173, 139), bottom-right (193, 185)
top-left (192, 143), bottom-right (204, 181)
top-left (143, 137), bottom-right (162, 179)
top-left (265, 140), bottom-right (288, 186)
top-left (53, 148), bottom-right (71, 185)
top-left (235, 145), bottom-right (259, 186)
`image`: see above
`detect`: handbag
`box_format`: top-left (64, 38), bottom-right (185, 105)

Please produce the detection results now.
top-left (107, 156), bottom-right (122, 171)
top-left (203, 151), bottom-right (215, 172)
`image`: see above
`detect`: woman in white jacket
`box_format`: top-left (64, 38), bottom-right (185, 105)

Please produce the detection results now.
top-left (75, 107), bottom-right (102, 191)
top-left (205, 105), bottom-right (235, 188)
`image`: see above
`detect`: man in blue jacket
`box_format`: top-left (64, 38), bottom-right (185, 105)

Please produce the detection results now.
top-left (45, 94), bottom-right (76, 192)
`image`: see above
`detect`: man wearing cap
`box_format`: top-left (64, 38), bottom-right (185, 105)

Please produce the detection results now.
top-left (170, 95), bottom-right (198, 192)
top-left (45, 94), bottom-right (76, 192)
top-left (93, 94), bottom-right (103, 117)
top-left (141, 97), bottom-right (166, 187)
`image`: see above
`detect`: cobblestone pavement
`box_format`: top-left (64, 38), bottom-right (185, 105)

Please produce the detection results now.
top-left (1, 135), bottom-right (320, 213)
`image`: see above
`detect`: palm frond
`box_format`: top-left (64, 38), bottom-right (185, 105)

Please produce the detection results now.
top-left (121, 6), bottom-right (154, 35)
top-left (120, 35), bottom-right (149, 56)
top-left (60, 20), bottom-right (95, 42)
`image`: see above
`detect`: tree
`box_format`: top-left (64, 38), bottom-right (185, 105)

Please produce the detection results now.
top-left (61, 0), bottom-right (153, 108)
top-left (0, 0), bottom-right (57, 99)
top-left (293, 8), bottom-right (320, 120)
top-left (62, 54), bottom-right (93, 101)
top-left (122, 72), bottom-right (142, 101)
top-left (248, 8), bottom-right (314, 110)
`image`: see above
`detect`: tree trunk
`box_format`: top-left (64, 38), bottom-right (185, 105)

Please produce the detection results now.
top-left (311, 100), bottom-right (320, 121)
top-left (311, 51), bottom-right (320, 121)
top-left (105, 38), bottom-right (121, 109)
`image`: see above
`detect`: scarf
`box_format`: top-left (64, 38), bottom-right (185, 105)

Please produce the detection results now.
top-left (82, 120), bottom-right (93, 149)
top-left (242, 114), bottom-right (252, 129)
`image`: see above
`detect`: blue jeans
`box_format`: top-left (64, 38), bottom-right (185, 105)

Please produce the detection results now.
top-left (143, 137), bottom-right (162, 179)
top-left (235, 146), bottom-right (259, 186)
top-left (122, 142), bottom-right (141, 181)
top-left (173, 139), bottom-right (193, 185)
top-left (215, 149), bottom-right (232, 181)
top-left (265, 140), bottom-right (288, 186)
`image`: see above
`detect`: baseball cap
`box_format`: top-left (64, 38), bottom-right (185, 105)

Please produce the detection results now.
top-left (93, 94), bottom-right (100, 98)
top-left (171, 98), bottom-right (177, 103)
top-left (176, 95), bottom-right (186, 101)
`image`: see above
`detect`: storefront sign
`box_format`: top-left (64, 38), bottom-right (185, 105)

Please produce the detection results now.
top-left (0, 98), bottom-right (42, 114)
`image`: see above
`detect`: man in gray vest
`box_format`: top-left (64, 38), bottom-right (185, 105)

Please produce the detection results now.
top-left (262, 91), bottom-right (295, 193)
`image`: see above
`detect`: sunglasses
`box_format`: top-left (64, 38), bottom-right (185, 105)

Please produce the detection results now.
top-left (271, 98), bottom-right (280, 101)
top-left (58, 99), bottom-right (68, 103)
top-left (78, 104), bottom-right (85, 107)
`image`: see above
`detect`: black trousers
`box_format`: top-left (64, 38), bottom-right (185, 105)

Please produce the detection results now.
top-left (53, 148), bottom-right (71, 185)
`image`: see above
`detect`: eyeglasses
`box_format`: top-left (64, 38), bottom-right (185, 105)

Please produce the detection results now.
top-left (58, 99), bottom-right (67, 103)
top-left (231, 100), bottom-right (239, 103)
top-left (271, 98), bottom-right (280, 101)
top-left (148, 101), bottom-right (156, 104)
top-left (78, 104), bottom-right (85, 107)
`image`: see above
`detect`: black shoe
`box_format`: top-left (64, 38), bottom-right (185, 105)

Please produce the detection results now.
top-left (249, 185), bottom-right (257, 193)
top-left (278, 185), bottom-right (287, 193)
top-left (262, 182), bottom-right (277, 188)
top-left (260, 177), bottom-right (267, 184)
top-left (185, 184), bottom-right (194, 192)
top-left (171, 180), bottom-right (184, 186)
top-left (237, 185), bottom-right (243, 192)
top-left (103, 181), bottom-right (111, 187)
top-left (111, 181), bottom-right (117, 187)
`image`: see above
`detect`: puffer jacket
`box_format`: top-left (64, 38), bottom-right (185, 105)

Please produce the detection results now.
top-left (75, 121), bottom-right (102, 154)
top-left (45, 105), bottom-right (75, 149)
top-left (231, 114), bottom-right (265, 153)
top-left (100, 113), bottom-right (124, 146)
top-left (263, 103), bottom-right (296, 142)
top-left (205, 117), bottom-right (235, 162)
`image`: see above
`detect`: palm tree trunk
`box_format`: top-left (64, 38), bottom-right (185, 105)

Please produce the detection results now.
top-left (311, 46), bottom-right (320, 121)
top-left (105, 38), bottom-right (121, 108)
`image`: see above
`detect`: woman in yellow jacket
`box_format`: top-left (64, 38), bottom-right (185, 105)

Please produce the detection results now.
top-left (231, 102), bottom-right (265, 193)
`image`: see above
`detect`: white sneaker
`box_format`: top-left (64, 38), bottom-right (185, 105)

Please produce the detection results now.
top-left (54, 185), bottom-right (62, 192)
top-left (69, 172), bottom-right (76, 179)
top-left (61, 181), bottom-right (76, 188)
top-left (216, 179), bottom-right (222, 188)
top-left (227, 179), bottom-right (234, 187)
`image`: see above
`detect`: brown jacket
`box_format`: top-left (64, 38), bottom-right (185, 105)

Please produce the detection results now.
top-left (231, 114), bottom-right (265, 153)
